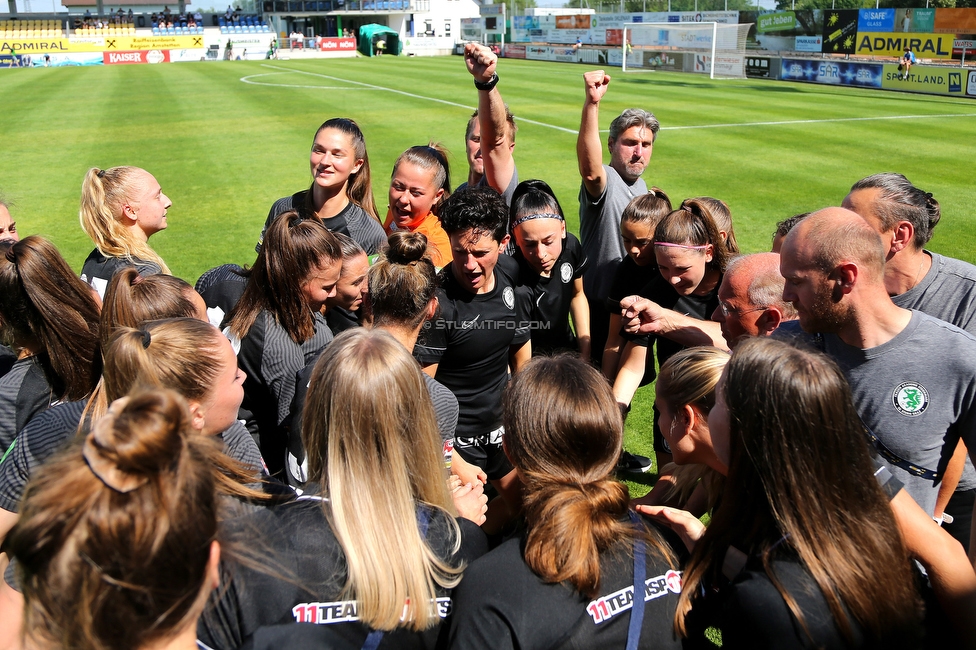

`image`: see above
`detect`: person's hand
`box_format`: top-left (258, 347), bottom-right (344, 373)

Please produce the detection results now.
top-left (451, 451), bottom-right (488, 486)
top-left (464, 42), bottom-right (497, 84)
top-left (636, 505), bottom-right (705, 553)
top-left (620, 296), bottom-right (668, 335)
top-left (583, 70), bottom-right (611, 104)
top-left (450, 477), bottom-right (488, 526)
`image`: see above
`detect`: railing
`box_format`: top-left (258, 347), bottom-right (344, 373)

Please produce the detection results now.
top-left (262, 0), bottom-right (427, 13)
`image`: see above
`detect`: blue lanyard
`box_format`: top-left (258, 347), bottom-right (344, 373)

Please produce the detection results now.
top-left (626, 510), bottom-right (647, 650)
top-left (360, 506), bottom-right (433, 650)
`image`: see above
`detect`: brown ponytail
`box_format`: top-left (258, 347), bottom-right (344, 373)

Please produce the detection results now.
top-left (99, 267), bottom-right (198, 350)
top-left (369, 231), bottom-right (437, 329)
top-left (8, 389), bottom-right (219, 650)
top-left (0, 236), bottom-right (101, 401)
top-left (227, 210), bottom-right (341, 343)
top-left (503, 355), bottom-right (675, 598)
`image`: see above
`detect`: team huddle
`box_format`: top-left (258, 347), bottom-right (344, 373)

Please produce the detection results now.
top-left (0, 42), bottom-right (975, 650)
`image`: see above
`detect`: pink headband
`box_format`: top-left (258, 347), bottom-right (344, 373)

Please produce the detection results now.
top-left (654, 242), bottom-right (709, 250)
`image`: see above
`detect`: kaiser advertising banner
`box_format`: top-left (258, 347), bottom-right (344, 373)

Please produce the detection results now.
top-left (103, 49), bottom-right (170, 64)
top-left (855, 33), bottom-right (954, 59)
top-left (781, 58), bottom-right (882, 88)
top-left (822, 10), bottom-right (859, 54)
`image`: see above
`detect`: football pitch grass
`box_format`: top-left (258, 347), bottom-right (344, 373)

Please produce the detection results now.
top-left (3, 54), bottom-right (976, 490)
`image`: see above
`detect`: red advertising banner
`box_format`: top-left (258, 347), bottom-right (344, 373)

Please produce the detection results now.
top-left (103, 49), bottom-right (170, 65)
top-left (318, 37), bottom-right (356, 51)
top-left (504, 44), bottom-right (526, 59)
top-left (556, 15), bottom-right (590, 29)
top-left (606, 29), bottom-right (623, 46)
top-left (934, 8), bottom-right (976, 34)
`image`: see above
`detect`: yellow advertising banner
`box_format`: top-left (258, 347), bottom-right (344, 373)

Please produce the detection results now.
top-left (1, 35), bottom-right (203, 54)
top-left (855, 32), bottom-right (954, 59)
top-left (880, 64), bottom-right (970, 97)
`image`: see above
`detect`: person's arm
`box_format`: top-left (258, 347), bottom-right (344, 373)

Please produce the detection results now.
top-left (451, 450), bottom-right (488, 487)
top-left (602, 313), bottom-right (625, 380)
top-left (612, 340), bottom-right (647, 408)
top-left (509, 340), bottom-right (531, 374)
top-left (0, 558), bottom-right (24, 650)
top-left (936, 440), bottom-right (967, 520)
top-left (890, 488), bottom-right (976, 646)
top-left (569, 277), bottom-right (591, 363)
top-left (464, 43), bottom-right (515, 195)
top-left (620, 295), bottom-right (729, 350)
top-left (577, 70), bottom-right (610, 200)
top-left (0, 509), bottom-right (17, 545)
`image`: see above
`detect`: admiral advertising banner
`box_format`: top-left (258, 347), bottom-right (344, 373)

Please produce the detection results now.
top-left (822, 10), bottom-right (859, 54)
top-left (881, 64), bottom-right (972, 97)
top-left (781, 58), bottom-right (882, 88)
top-left (1, 34), bottom-right (202, 54)
top-left (855, 33), bottom-right (954, 59)
top-left (103, 49), bottom-right (170, 65)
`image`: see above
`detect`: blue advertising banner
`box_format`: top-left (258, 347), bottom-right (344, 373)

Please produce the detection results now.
top-left (781, 58), bottom-right (882, 88)
top-left (858, 9), bottom-right (895, 33)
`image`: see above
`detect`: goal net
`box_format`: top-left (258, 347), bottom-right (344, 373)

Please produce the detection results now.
top-left (621, 22), bottom-right (751, 79)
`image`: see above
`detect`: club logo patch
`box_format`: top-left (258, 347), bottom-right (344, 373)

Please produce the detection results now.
top-left (503, 286), bottom-right (515, 310)
top-left (892, 382), bottom-right (928, 417)
top-left (560, 262), bottom-right (573, 284)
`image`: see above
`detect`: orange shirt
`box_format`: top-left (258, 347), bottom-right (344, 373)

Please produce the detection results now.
top-left (383, 209), bottom-right (451, 269)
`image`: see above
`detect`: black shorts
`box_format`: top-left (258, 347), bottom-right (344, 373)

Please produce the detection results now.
top-left (454, 426), bottom-right (513, 481)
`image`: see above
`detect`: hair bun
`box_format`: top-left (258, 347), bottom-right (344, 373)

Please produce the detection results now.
top-left (386, 231), bottom-right (429, 265)
top-left (84, 390), bottom-right (190, 491)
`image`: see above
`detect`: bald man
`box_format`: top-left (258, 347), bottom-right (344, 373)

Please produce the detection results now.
top-left (711, 253), bottom-right (797, 349)
top-left (777, 207), bottom-right (976, 525)
top-left (844, 172), bottom-right (976, 552)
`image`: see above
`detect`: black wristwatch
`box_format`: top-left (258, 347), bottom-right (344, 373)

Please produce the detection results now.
top-left (474, 73), bottom-right (499, 91)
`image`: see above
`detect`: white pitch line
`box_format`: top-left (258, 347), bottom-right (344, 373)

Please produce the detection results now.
top-left (258, 63), bottom-right (579, 134)
top-left (240, 72), bottom-right (375, 90)
top-left (249, 65), bottom-right (976, 135)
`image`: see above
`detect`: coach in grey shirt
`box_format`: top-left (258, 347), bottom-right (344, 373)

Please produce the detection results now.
top-left (577, 69), bottom-right (659, 364)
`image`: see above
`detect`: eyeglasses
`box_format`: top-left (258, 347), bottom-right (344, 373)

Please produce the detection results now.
top-left (718, 302), bottom-right (766, 318)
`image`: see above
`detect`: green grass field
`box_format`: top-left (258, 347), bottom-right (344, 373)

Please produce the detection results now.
top-left (3, 54), bottom-right (976, 491)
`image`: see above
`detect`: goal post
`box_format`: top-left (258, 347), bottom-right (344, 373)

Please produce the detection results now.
top-left (621, 22), bottom-right (751, 79)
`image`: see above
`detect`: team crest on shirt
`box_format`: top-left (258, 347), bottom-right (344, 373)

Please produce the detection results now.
top-left (892, 382), bottom-right (929, 417)
top-left (503, 286), bottom-right (515, 310)
top-left (560, 262), bottom-right (573, 284)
